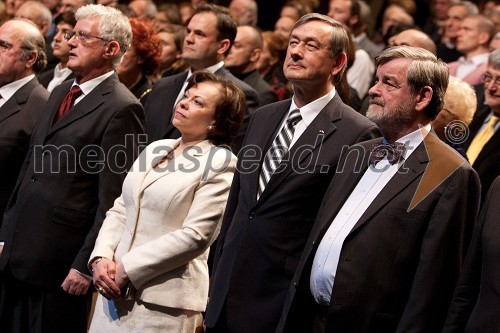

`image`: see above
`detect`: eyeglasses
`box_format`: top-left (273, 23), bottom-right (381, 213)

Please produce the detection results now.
top-left (482, 72), bottom-right (500, 86)
top-left (63, 31), bottom-right (109, 44)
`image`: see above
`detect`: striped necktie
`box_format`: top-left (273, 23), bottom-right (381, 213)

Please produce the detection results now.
top-left (258, 109), bottom-right (302, 198)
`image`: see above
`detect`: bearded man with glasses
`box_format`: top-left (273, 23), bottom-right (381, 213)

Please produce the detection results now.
top-left (0, 5), bottom-right (146, 333)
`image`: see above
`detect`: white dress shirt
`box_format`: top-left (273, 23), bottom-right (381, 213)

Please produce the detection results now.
top-left (0, 74), bottom-right (35, 109)
top-left (71, 70), bottom-right (114, 105)
top-left (47, 63), bottom-right (73, 93)
top-left (276, 87), bottom-right (337, 149)
top-left (310, 124), bottom-right (431, 305)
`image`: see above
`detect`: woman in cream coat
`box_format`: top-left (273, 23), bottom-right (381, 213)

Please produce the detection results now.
top-left (88, 72), bottom-right (246, 332)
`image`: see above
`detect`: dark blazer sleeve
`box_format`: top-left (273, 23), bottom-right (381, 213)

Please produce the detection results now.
top-left (443, 177), bottom-right (500, 332)
top-left (396, 166), bottom-right (481, 332)
top-left (71, 102), bottom-right (146, 275)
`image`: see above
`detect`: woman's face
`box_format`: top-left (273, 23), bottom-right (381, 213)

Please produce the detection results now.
top-left (173, 81), bottom-right (218, 141)
top-left (257, 40), bottom-right (277, 75)
top-left (158, 31), bottom-right (180, 71)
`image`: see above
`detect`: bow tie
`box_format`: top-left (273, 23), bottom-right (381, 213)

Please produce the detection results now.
top-left (369, 142), bottom-right (405, 165)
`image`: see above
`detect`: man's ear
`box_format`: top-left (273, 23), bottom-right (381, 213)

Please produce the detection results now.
top-left (105, 41), bottom-right (121, 59)
top-left (331, 52), bottom-right (347, 77)
top-left (250, 48), bottom-right (261, 63)
top-left (415, 86), bottom-right (433, 112)
top-left (217, 38), bottom-right (231, 56)
top-left (24, 51), bottom-right (37, 69)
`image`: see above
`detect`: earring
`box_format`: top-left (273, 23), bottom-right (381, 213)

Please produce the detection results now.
top-left (208, 125), bottom-right (214, 131)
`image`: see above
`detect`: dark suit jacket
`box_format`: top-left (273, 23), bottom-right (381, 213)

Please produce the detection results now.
top-left (0, 77), bottom-right (49, 220)
top-left (144, 66), bottom-right (259, 152)
top-left (0, 74), bottom-right (146, 289)
top-left (443, 176), bottom-right (500, 333)
top-left (463, 106), bottom-right (500, 203)
top-left (278, 134), bottom-right (480, 333)
top-left (236, 69), bottom-right (278, 106)
top-left (205, 95), bottom-right (381, 333)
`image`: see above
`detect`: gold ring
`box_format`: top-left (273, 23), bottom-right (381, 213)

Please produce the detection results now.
top-left (98, 286), bottom-right (104, 292)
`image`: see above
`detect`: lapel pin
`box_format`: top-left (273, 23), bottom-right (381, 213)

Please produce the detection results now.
top-left (319, 129), bottom-right (324, 134)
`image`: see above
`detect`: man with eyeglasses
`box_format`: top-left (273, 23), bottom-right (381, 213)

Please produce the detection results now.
top-left (0, 19), bottom-right (49, 234)
top-left (463, 49), bottom-right (500, 204)
top-left (0, 5), bottom-right (146, 333)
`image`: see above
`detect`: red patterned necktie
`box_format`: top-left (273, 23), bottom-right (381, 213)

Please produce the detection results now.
top-left (54, 85), bottom-right (83, 123)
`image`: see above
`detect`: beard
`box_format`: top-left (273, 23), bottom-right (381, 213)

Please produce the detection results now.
top-left (366, 97), bottom-right (415, 136)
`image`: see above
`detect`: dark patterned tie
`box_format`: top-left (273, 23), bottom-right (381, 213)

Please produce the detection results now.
top-left (258, 109), bottom-right (302, 198)
top-left (54, 85), bottom-right (83, 123)
top-left (369, 141), bottom-right (406, 165)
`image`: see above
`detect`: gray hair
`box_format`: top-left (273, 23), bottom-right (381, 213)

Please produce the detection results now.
top-left (15, 19), bottom-right (47, 73)
top-left (75, 4), bottom-right (132, 68)
top-left (449, 1), bottom-right (479, 16)
top-left (376, 46), bottom-right (449, 120)
top-left (488, 49), bottom-right (500, 70)
top-left (292, 13), bottom-right (349, 83)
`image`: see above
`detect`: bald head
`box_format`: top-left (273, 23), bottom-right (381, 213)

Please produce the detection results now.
top-left (388, 29), bottom-right (437, 54)
top-left (0, 19), bottom-right (47, 87)
top-left (225, 25), bottom-right (263, 74)
top-left (15, 1), bottom-right (52, 35)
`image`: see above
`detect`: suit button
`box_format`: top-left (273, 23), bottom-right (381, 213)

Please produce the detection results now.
top-left (249, 212), bottom-right (255, 219)
top-left (31, 175), bottom-right (37, 182)
top-left (293, 281), bottom-right (297, 288)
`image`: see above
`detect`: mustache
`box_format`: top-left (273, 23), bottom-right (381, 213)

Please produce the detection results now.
top-left (369, 97), bottom-right (384, 106)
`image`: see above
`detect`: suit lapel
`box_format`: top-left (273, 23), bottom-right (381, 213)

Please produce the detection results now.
top-left (348, 141), bottom-right (429, 235)
top-left (257, 95), bottom-right (342, 203)
top-left (46, 74), bottom-right (118, 137)
top-left (247, 101), bottom-right (290, 201)
top-left (138, 139), bottom-right (212, 194)
top-left (0, 78), bottom-right (38, 123)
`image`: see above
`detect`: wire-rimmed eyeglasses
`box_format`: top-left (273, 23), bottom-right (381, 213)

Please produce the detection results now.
top-left (63, 31), bottom-right (109, 44)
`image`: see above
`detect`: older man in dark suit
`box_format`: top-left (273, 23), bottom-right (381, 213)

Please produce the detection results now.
top-left (0, 5), bottom-right (146, 333)
top-left (144, 3), bottom-right (259, 153)
top-left (279, 46), bottom-right (481, 333)
top-left (205, 14), bottom-right (380, 333)
top-left (0, 19), bottom-right (49, 221)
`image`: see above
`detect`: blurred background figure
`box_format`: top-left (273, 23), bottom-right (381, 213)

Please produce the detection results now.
top-left (225, 25), bottom-right (277, 106)
top-left (257, 31), bottom-right (290, 100)
top-left (229, 0), bottom-right (257, 26)
top-left (117, 18), bottom-right (161, 104)
top-left (128, 0), bottom-right (157, 20)
top-left (378, 4), bottom-right (414, 45)
top-left (274, 14), bottom-right (296, 39)
top-left (156, 3), bottom-right (182, 25)
top-left (178, 1), bottom-right (195, 24)
top-left (150, 23), bottom-right (187, 83)
top-left (437, 1), bottom-right (479, 63)
top-left (58, 0), bottom-right (91, 15)
top-left (431, 76), bottom-right (476, 155)
top-left (38, 11), bottom-right (76, 92)
top-left (388, 28), bottom-right (437, 54)
top-left (280, 1), bottom-right (307, 21)
top-left (423, 0), bottom-right (452, 43)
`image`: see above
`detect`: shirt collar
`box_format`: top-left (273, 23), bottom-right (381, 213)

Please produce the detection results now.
top-left (395, 123), bottom-right (432, 161)
top-left (458, 53), bottom-right (489, 65)
top-left (0, 74), bottom-right (35, 103)
top-left (289, 88), bottom-right (336, 126)
top-left (73, 70), bottom-right (114, 96)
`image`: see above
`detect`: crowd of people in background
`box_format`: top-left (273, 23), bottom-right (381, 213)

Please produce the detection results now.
top-left (0, 0), bottom-right (499, 332)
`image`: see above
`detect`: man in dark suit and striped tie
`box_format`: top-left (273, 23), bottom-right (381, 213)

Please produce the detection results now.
top-left (205, 13), bottom-right (380, 333)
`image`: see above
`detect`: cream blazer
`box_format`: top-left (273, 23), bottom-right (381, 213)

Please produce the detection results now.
top-left (89, 138), bottom-right (236, 312)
